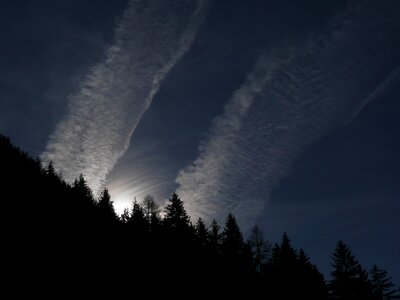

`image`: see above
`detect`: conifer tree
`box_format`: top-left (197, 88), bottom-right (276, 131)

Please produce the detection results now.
top-left (272, 232), bottom-right (297, 267)
top-left (71, 174), bottom-right (96, 224)
top-left (297, 248), bottom-right (328, 299)
top-left (120, 207), bottom-right (130, 224)
top-left (141, 194), bottom-right (161, 233)
top-left (128, 199), bottom-right (147, 234)
top-left (142, 195), bottom-right (159, 222)
top-left (195, 218), bottom-right (208, 247)
top-left (209, 219), bottom-right (221, 255)
top-left (248, 225), bottom-right (270, 272)
top-left (370, 264), bottom-right (399, 300)
top-left (221, 213), bottom-right (243, 264)
top-left (163, 193), bottom-right (190, 231)
top-left (72, 174), bottom-right (95, 211)
top-left (97, 188), bottom-right (118, 224)
top-left (45, 161), bottom-right (57, 178)
top-left (329, 240), bottom-right (372, 299)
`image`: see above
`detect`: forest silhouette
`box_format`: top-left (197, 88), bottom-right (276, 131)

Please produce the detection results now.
top-left (0, 134), bottom-right (398, 298)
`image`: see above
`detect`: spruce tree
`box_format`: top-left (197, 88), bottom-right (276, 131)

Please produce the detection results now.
top-left (268, 233), bottom-right (299, 298)
top-left (273, 232), bottom-right (297, 267)
top-left (163, 193), bottom-right (190, 231)
top-left (97, 188), bottom-right (118, 224)
top-left (209, 219), bottom-right (221, 256)
top-left (329, 240), bottom-right (373, 299)
top-left (370, 264), bottom-right (399, 299)
top-left (45, 161), bottom-right (58, 179)
top-left (128, 199), bottom-right (147, 234)
top-left (221, 213), bottom-right (243, 264)
top-left (71, 174), bottom-right (96, 225)
top-left (195, 218), bottom-right (208, 247)
top-left (297, 248), bottom-right (328, 299)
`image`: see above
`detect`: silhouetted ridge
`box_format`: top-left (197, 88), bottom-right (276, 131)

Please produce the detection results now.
top-left (1, 134), bottom-right (398, 297)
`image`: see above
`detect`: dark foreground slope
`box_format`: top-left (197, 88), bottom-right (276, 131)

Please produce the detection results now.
top-left (1, 135), bottom-right (398, 298)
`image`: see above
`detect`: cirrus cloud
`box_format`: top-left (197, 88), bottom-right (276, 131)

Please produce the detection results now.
top-left (41, 0), bottom-right (210, 194)
top-left (176, 0), bottom-right (400, 231)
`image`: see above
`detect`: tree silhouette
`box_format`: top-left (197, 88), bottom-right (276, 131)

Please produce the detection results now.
top-left (120, 207), bottom-right (130, 224)
top-left (161, 193), bottom-right (194, 275)
top-left (272, 232), bottom-right (297, 267)
top-left (1, 133), bottom-right (396, 294)
top-left (268, 233), bottom-right (298, 298)
top-left (142, 195), bottom-right (159, 221)
top-left (221, 213), bottom-right (244, 268)
top-left (329, 240), bottom-right (373, 299)
top-left (45, 161), bottom-right (58, 179)
top-left (195, 218), bottom-right (208, 247)
top-left (370, 264), bottom-right (399, 300)
top-left (71, 174), bottom-right (97, 226)
top-left (128, 199), bottom-right (147, 235)
top-left (208, 219), bottom-right (222, 273)
top-left (97, 188), bottom-right (118, 225)
top-left (141, 194), bottom-right (161, 233)
top-left (73, 174), bottom-right (94, 201)
top-left (248, 225), bottom-right (270, 272)
top-left (297, 248), bottom-right (328, 299)
top-left (163, 193), bottom-right (191, 232)
top-left (209, 219), bottom-right (221, 253)
top-left (266, 233), bottom-right (329, 298)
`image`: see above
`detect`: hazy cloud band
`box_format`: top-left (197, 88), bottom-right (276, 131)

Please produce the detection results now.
top-left (176, 0), bottom-right (400, 230)
top-left (42, 0), bottom-right (209, 194)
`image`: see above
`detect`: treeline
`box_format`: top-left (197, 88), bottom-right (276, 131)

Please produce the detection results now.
top-left (0, 134), bottom-right (398, 298)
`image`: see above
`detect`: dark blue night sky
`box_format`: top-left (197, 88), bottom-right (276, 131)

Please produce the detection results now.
top-left (0, 0), bottom-right (399, 282)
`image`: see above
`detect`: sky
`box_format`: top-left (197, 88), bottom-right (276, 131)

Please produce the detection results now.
top-left (1, 0), bottom-right (399, 282)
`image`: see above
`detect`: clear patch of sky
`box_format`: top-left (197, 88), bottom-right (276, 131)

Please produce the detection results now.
top-left (264, 80), bottom-right (400, 283)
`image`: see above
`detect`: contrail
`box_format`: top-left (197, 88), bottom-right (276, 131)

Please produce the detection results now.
top-left (41, 0), bottom-right (210, 194)
top-left (176, 0), bottom-right (400, 231)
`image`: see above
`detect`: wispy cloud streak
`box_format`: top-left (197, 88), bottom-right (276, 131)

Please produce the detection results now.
top-left (176, 0), bottom-right (400, 230)
top-left (41, 0), bottom-right (209, 194)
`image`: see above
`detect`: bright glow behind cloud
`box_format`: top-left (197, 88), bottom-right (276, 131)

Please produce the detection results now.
top-left (106, 140), bottom-right (173, 214)
top-left (41, 0), bottom-right (209, 194)
top-left (176, 0), bottom-right (400, 231)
